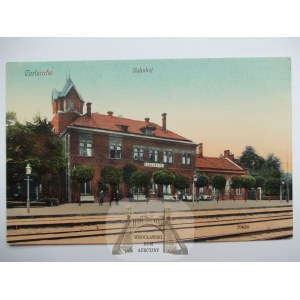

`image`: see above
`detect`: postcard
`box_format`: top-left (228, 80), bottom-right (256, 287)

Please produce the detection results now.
top-left (6, 58), bottom-right (292, 257)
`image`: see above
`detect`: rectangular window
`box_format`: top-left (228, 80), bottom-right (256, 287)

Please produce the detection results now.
top-left (110, 145), bottom-right (116, 158)
top-left (79, 140), bottom-right (93, 157)
top-left (133, 147), bottom-right (144, 161)
top-left (116, 146), bottom-right (122, 159)
top-left (154, 150), bottom-right (159, 162)
top-left (186, 153), bottom-right (191, 165)
top-left (80, 181), bottom-right (92, 195)
top-left (236, 188), bottom-right (242, 195)
top-left (163, 151), bottom-right (167, 163)
top-left (133, 148), bottom-right (139, 160)
top-left (149, 149), bottom-right (159, 162)
top-left (163, 151), bottom-right (173, 163)
top-left (139, 148), bottom-right (144, 160)
top-left (182, 152), bottom-right (191, 165)
top-left (149, 149), bottom-right (154, 162)
top-left (110, 145), bottom-right (122, 159)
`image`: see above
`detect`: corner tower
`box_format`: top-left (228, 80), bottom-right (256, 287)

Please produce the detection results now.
top-left (51, 76), bottom-right (85, 134)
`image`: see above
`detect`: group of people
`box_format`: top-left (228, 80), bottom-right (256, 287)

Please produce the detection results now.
top-left (98, 189), bottom-right (120, 206)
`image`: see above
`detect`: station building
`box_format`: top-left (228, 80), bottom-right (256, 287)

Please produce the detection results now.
top-left (51, 77), bottom-right (197, 202)
top-left (195, 143), bottom-right (248, 200)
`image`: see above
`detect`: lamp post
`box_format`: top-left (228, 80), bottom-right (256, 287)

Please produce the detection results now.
top-left (192, 174), bottom-right (197, 207)
top-left (25, 163), bottom-right (32, 213)
top-left (280, 180), bottom-right (284, 203)
top-left (286, 177), bottom-right (289, 203)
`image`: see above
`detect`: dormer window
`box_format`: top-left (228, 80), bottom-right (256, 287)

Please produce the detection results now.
top-left (116, 124), bottom-right (129, 132)
top-left (140, 125), bottom-right (156, 136)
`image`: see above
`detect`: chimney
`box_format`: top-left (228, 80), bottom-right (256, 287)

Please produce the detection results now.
top-left (162, 113), bottom-right (167, 131)
top-left (224, 150), bottom-right (234, 161)
top-left (86, 102), bottom-right (92, 117)
top-left (145, 117), bottom-right (150, 123)
top-left (107, 111), bottom-right (113, 117)
top-left (197, 143), bottom-right (203, 157)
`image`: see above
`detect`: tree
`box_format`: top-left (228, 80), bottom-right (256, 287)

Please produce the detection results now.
top-left (212, 175), bottom-right (226, 201)
top-left (101, 166), bottom-right (122, 186)
top-left (153, 169), bottom-right (175, 185)
top-left (122, 163), bottom-right (137, 186)
top-left (130, 171), bottom-right (151, 191)
top-left (173, 175), bottom-right (190, 192)
top-left (71, 165), bottom-right (94, 183)
top-left (262, 154), bottom-right (282, 178)
top-left (6, 111), bottom-right (17, 125)
top-left (230, 176), bottom-right (243, 189)
top-left (254, 176), bottom-right (264, 188)
top-left (195, 174), bottom-right (209, 188)
top-left (153, 168), bottom-right (175, 196)
top-left (241, 175), bottom-right (256, 190)
top-left (241, 175), bottom-right (256, 200)
top-left (265, 178), bottom-right (281, 196)
top-left (6, 115), bottom-right (66, 186)
top-left (230, 176), bottom-right (243, 199)
top-left (239, 146), bottom-right (265, 174)
top-left (71, 165), bottom-right (94, 202)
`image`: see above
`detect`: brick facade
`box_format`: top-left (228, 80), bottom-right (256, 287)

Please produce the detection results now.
top-left (63, 127), bottom-right (196, 202)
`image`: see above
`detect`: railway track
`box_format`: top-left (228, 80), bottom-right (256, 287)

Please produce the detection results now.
top-left (7, 206), bottom-right (293, 245)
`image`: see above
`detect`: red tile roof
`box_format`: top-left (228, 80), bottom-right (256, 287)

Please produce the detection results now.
top-left (196, 156), bottom-right (245, 172)
top-left (69, 113), bottom-right (192, 142)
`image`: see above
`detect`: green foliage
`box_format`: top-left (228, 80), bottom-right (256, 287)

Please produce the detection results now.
top-left (230, 176), bottom-right (243, 189)
top-left (241, 175), bottom-right (256, 190)
top-left (72, 165), bottom-right (94, 183)
top-left (6, 111), bottom-right (17, 125)
top-left (195, 174), bottom-right (209, 188)
top-left (153, 168), bottom-right (175, 185)
top-left (101, 166), bottom-right (122, 186)
top-left (6, 115), bottom-right (66, 185)
top-left (261, 154), bottom-right (282, 178)
top-left (265, 178), bottom-right (281, 196)
top-left (130, 171), bottom-right (151, 188)
top-left (239, 146), bottom-right (265, 173)
top-left (122, 163), bottom-right (137, 185)
top-left (173, 175), bottom-right (190, 191)
top-left (212, 175), bottom-right (226, 190)
top-left (254, 176), bottom-right (264, 188)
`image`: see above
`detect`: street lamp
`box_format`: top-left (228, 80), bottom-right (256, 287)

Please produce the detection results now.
top-left (192, 173), bottom-right (198, 207)
top-left (25, 163), bottom-right (32, 213)
top-left (280, 180), bottom-right (284, 203)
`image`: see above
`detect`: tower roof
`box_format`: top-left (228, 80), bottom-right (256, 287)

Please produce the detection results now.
top-left (52, 77), bottom-right (83, 102)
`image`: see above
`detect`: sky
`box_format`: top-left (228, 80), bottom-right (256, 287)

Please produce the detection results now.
top-left (6, 58), bottom-right (292, 172)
